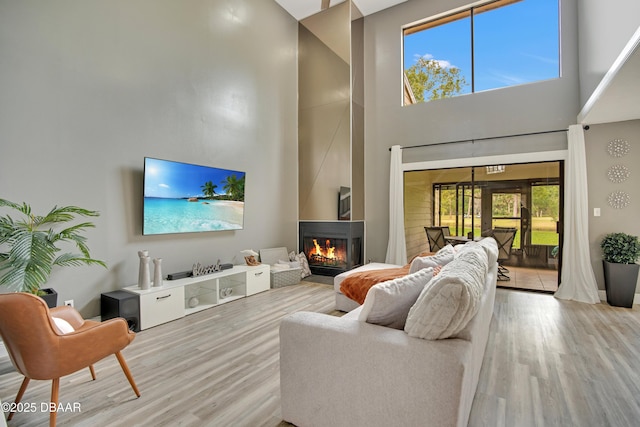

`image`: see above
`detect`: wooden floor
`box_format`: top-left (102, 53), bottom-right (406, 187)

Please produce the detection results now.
top-left (1, 282), bottom-right (640, 426)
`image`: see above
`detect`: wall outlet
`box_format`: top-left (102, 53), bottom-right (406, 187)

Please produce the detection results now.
top-left (64, 299), bottom-right (74, 307)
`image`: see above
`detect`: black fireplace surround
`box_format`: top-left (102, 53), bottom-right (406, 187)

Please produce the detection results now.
top-left (299, 221), bottom-right (364, 276)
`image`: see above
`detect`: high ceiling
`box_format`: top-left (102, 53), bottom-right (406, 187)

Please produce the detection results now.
top-left (274, 0), bottom-right (640, 127)
top-left (578, 28), bottom-right (640, 125)
top-left (274, 0), bottom-right (407, 21)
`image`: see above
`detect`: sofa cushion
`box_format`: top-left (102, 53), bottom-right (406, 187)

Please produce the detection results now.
top-left (409, 244), bottom-right (455, 274)
top-left (357, 267), bottom-right (434, 330)
top-left (405, 245), bottom-right (488, 340)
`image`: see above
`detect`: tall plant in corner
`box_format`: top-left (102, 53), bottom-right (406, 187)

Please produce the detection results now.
top-left (0, 198), bottom-right (107, 295)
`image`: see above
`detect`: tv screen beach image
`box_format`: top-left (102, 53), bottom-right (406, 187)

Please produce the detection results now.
top-left (143, 158), bottom-right (245, 235)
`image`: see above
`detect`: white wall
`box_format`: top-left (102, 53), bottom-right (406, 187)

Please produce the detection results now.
top-left (577, 0), bottom-right (640, 106)
top-left (0, 0), bottom-right (299, 316)
top-left (363, 0), bottom-right (580, 262)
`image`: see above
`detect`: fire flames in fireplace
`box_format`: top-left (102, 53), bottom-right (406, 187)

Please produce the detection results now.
top-left (306, 238), bottom-right (347, 267)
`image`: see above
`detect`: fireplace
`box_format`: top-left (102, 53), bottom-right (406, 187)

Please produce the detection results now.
top-left (299, 221), bottom-right (364, 276)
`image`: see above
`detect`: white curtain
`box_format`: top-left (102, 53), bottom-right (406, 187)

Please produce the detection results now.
top-left (555, 125), bottom-right (600, 304)
top-left (385, 145), bottom-right (407, 265)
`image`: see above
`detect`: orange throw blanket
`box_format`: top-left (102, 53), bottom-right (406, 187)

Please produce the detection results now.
top-left (339, 265), bottom-right (411, 305)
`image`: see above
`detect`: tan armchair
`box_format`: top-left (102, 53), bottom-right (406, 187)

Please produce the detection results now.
top-left (0, 292), bottom-right (140, 426)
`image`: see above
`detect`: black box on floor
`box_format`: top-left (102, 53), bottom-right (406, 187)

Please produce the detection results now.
top-left (101, 290), bottom-right (140, 332)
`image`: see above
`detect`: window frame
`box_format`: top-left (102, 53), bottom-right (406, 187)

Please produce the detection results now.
top-left (402, 0), bottom-right (560, 105)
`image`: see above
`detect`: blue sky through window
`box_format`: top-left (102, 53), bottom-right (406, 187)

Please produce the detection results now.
top-left (404, 0), bottom-right (559, 99)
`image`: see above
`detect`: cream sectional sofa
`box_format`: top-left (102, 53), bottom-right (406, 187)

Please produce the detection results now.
top-left (280, 240), bottom-right (498, 427)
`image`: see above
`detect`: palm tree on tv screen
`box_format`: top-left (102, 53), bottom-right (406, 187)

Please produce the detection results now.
top-left (201, 181), bottom-right (218, 199)
top-left (222, 174), bottom-right (245, 201)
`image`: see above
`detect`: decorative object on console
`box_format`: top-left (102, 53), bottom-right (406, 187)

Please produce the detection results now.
top-left (0, 198), bottom-right (107, 308)
top-left (241, 249), bottom-right (260, 266)
top-left (607, 138), bottom-right (630, 157)
top-left (188, 296), bottom-right (199, 308)
top-left (138, 251), bottom-right (151, 290)
top-left (152, 258), bottom-right (163, 287)
top-left (192, 260), bottom-right (227, 277)
top-left (219, 287), bottom-right (233, 298)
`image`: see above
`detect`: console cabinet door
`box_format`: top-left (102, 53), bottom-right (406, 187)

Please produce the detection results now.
top-left (139, 287), bottom-right (185, 329)
top-left (246, 265), bottom-right (270, 296)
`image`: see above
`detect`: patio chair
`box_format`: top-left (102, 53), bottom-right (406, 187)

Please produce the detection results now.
top-left (490, 227), bottom-right (517, 281)
top-left (424, 226), bottom-right (448, 252)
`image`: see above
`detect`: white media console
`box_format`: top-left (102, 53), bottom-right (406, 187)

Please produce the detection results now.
top-left (124, 264), bottom-right (270, 330)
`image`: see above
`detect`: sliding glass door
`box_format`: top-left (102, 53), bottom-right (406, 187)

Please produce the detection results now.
top-left (405, 160), bottom-right (562, 292)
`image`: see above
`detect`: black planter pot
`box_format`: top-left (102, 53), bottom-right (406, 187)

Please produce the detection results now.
top-left (38, 288), bottom-right (58, 308)
top-left (603, 260), bottom-right (640, 308)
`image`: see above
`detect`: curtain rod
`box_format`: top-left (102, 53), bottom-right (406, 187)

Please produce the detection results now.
top-left (388, 126), bottom-right (590, 151)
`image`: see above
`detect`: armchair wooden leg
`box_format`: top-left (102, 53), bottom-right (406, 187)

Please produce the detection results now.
top-left (115, 351), bottom-right (140, 397)
top-left (7, 377), bottom-right (30, 421)
top-left (89, 364), bottom-right (97, 380)
top-left (50, 377), bottom-right (59, 427)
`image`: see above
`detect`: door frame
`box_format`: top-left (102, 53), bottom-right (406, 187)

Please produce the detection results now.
top-left (403, 150), bottom-right (567, 286)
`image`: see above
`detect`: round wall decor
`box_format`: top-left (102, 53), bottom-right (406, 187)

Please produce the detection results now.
top-left (607, 138), bottom-right (630, 157)
top-left (607, 191), bottom-right (630, 209)
top-left (607, 164), bottom-right (630, 183)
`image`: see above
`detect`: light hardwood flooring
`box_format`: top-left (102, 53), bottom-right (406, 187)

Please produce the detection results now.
top-left (2, 282), bottom-right (640, 426)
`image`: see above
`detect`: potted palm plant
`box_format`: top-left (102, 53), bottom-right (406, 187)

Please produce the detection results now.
top-left (0, 198), bottom-right (107, 307)
top-left (601, 232), bottom-right (640, 308)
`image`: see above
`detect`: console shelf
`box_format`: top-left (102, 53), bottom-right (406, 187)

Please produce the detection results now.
top-left (124, 264), bottom-right (270, 330)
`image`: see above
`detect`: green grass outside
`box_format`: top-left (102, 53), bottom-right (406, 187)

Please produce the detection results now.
top-left (440, 216), bottom-right (559, 248)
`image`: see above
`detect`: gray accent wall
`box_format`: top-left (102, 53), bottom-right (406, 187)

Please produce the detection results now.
top-left (363, 0), bottom-right (580, 262)
top-left (298, 1), bottom-right (365, 222)
top-left (585, 120), bottom-right (640, 291)
top-left (298, 6), bottom-right (351, 221)
top-left (0, 0), bottom-right (299, 316)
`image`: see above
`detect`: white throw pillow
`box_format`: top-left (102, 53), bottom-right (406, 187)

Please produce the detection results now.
top-left (52, 316), bottom-right (75, 334)
top-left (409, 244), bottom-right (455, 274)
top-left (358, 267), bottom-right (434, 330)
top-left (405, 245), bottom-right (488, 339)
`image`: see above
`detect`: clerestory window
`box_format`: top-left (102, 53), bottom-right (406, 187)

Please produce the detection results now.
top-left (402, 0), bottom-right (559, 105)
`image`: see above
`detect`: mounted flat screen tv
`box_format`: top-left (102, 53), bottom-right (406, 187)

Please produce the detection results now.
top-left (143, 157), bottom-right (246, 235)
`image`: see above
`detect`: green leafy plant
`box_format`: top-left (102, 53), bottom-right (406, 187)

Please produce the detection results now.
top-left (405, 57), bottom-right (468, 103)
top-left (0, 198), bottom-right (107, 294)
top-left (601, 232), bottom-right (640, 264)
